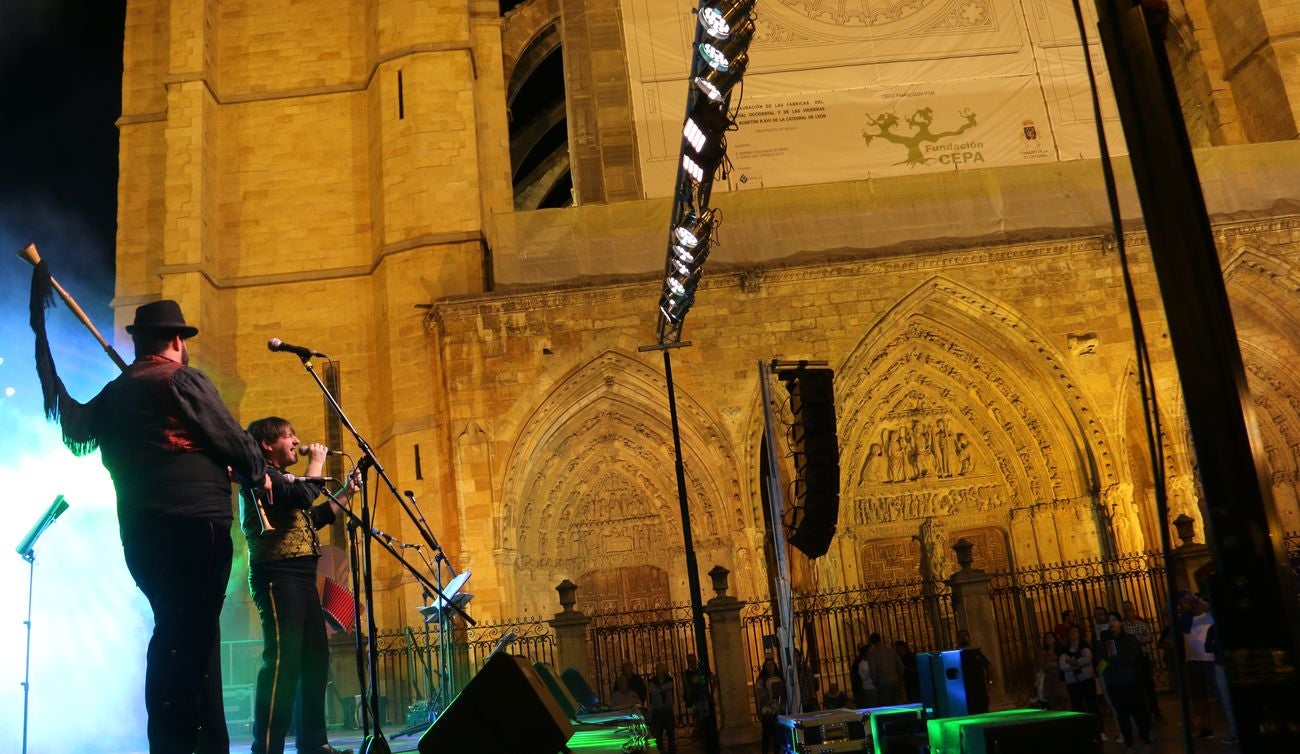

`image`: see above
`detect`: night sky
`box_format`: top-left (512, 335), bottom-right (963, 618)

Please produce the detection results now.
top-left (1, 0), bottom-right (125, 324)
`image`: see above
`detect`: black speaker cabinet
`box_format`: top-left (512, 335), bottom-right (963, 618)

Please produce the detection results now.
top-left (917, 649), bottom-right (990, 718)
top-left (778, 367), bottom-right (840, 559)
top-left (417, 653), bottom-right (575, 753)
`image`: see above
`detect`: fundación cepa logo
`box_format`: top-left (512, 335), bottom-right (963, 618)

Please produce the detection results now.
top-left (861, 107), bottom-right (982, 167)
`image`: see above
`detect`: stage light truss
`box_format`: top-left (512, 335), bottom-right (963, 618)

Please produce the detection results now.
top-left (682, 98), bottom-right (732, 185)
top-left (655, 0), bottom-right (756, 344)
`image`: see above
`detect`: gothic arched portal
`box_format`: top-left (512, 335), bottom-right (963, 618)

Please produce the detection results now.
top-left (498, 351), bottom-right (744, 615)
top-left (830, 276), bottom-right (1118, 582)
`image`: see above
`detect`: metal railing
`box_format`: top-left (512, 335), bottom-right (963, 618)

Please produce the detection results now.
top-left (741, 579), bottom-right (957, 713)
top-left (588, 602), bottom-right (699, 730)
top-left (989, 550), bottom-right (1171, 696)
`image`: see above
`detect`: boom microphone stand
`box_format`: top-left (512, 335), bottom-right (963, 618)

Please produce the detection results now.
top-left (16, 494), bottom-right (69, 754)
top-left (281, 350), bottom-right (473, 754)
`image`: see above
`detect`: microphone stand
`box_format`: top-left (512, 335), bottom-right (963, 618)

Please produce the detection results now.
top-left (17, 495), bottom-right (69, 754)
top-left (288, 355), bottom-right (473, 754)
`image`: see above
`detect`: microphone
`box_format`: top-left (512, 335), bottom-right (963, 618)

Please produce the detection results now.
top-left (295, 444), bottom-right (344, 456)
top-left (282, 473), bottom-right (336, 484)
top-left (267, 338), bottom-right (329, 360)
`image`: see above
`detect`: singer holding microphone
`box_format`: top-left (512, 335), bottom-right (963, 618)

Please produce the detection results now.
top-left (241, 417), bottom-right (357, 754)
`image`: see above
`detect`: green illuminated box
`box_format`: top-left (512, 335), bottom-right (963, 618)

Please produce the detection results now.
top-left (926, 709), bottom-right (1100, 754)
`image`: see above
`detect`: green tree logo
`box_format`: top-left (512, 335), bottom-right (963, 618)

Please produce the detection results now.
top-left (861, 107), bottom-right (978, 166)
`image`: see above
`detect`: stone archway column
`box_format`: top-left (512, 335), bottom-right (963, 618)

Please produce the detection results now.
top-left (945, 540), bottom-right (1013, 710)
top-left (702, 566), bottom-right (758, 745)
top-left (548, 580), bottom-right (592, 679)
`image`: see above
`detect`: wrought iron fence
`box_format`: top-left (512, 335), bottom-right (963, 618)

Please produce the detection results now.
top-left (741, 579), bottom-right (956, 712)
top-left (989, 550), bottom-right (1171, 698)
top-left (588, 602), bottom-right (699, 731)
top-left (224, 615), bottom-right (556, 732)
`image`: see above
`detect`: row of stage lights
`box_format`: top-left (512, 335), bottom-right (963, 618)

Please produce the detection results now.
top-left (656, 0), bottom-right (757, 343)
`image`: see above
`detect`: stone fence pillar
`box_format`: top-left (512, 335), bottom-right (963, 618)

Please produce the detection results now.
top-left (548, 579), bottom-right (591, 679)
top-left (1167, 514), bottom-right (1214, 593)
top-left (946, 538), bottom-right (1012, 709)
top-left (702, 565), bottom-right (757, 744)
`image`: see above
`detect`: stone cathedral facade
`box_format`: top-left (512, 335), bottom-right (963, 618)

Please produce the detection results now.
top-left (112, 0), bottom-right (1300, 636)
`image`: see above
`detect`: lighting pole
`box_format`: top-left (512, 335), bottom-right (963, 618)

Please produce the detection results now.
top-left (639, 341), bottom-right (720, 754)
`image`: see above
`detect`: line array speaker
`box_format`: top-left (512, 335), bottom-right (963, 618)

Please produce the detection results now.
top-left (779, 367), bottom-right (840, 558)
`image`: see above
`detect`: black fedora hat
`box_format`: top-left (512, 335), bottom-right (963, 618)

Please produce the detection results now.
top-left (125, 299), bottom-right (199, 339)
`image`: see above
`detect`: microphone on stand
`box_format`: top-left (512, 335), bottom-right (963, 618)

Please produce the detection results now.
top-left (267, 338), bottom-right (329, 359)
top-left (282, 473), bottom-right (337, 484)
top-left (295, 444), bottom-right (345, 456)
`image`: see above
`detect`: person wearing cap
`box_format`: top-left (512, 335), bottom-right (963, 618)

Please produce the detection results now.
top-left (241, 417), bottom-right (358, 754)
top-left (32, 298), bottom-right (268, 754)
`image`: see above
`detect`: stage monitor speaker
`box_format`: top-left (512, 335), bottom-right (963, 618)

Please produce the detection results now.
top-left (561, 666), bottom-right (600, 711)
top-left (533, 661), bottom-right (580, 720)
top-left (917, 649), bottom-right (989, 718)
top-left (779, 367), bottom-right (840, 559)
top-left (417, 653), bottom-right (574, 754)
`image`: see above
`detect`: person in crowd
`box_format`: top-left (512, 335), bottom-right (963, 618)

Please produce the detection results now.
top-left (956, 629), bottom-right (993, 687)
top-left (1034, 631), bottom-right (1070, 709)
top-left (1091, 607), bottom-right (1117, 739)
top-left (1180, 592), bottom-right (1218, 740)
top-left (647, 662), bottom-right (677, 754)
top-left (682, 653), bottom-right (711, 739)
top-left (1100, 611), bottom-right (1152, 754)
top-left (1203, 612), bottom-right (1238, 745)
top-left (1091, 606), bottom-right (1112, 643)
top-left (242, 417), bottom-right (358, 754)
top-left (755, 658), bottom-right (786, 754)
top-left (1122, 599), bottom-right (1165, 723)
top-left (867, 632), bottom-right (904, 706)
top-left (621, 658), bottom-right (648, 705)
top-left (610, 672), bottom-right (642, 709)
top-left (31, 296), bottom-right (268, 754)
top-left (894, 640), bottom-right (920, 702)
top-left (1055, 609), bottom-right (1079, 642)
top-left (795, 648), bottom-right (819, 711)
top-left (1060, 625), bottom-right (1100, 716)
top-left (850, 644), bottom-right (877, 708)
top-left (822, 682), bottom-right (849, 709)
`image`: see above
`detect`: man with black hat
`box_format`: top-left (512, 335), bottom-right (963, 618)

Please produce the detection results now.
top-left (31, 296), bottom-right (268, 754)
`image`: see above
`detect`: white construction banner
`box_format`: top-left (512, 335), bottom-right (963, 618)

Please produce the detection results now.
top-left (620, 0), bottom-right (1125, 198)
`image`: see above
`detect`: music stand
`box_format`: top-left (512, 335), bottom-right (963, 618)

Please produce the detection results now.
top-left (16, 494), bottom-right (69, 754)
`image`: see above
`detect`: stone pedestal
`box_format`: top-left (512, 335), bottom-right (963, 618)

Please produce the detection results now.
top-left (547, 579), bottom-right (592, 679)
top-left (1167, 514), bottom-right (1214, 593)
top-left (702, 565), bottom-right (758, 745)
top-left (946, 539), bottom-right (1013, 710)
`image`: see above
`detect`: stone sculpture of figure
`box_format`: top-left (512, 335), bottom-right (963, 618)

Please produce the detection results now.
top-left (915, 422), bottom-right (936, 479)
top-left (902, 425), bottom-right (920, 480)
top-left (886, 429), bottom-right (906, 483)
top-left (1103, 482), bottom-right (1143, 554)
top-left (1166, 473), bottom-right (1204, 539)
top-left (919, 518), bottom-right (950, 583)
top-left (935, 418), bottom-right (952, 478)
top-left (954, 433), bottom-right (973, 475)
top-left (862, 442), bottom-right (885, 484)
